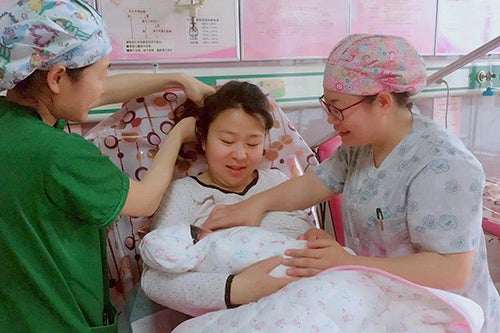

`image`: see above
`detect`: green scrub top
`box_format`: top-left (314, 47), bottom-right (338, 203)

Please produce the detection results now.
top-left (0, 98), bottom-right (129, 332)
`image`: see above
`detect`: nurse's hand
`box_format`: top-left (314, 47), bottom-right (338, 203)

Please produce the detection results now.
top-left (283, 231), bottom-right (354, 277)
top-left (180, 74), bottom-right (215, 107)
top-left (230, 256), bottom-right (298, 306)
top-left (203, 197), bottom-right (264, 230)
top-left (169, 116), bottom-right (197, 143)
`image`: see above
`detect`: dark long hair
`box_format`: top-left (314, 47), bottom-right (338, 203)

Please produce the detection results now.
top-left (174, 80), bottom-right (273, 143)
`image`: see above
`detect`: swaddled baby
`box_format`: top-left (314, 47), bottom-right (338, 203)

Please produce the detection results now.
top-left (139, 223), bottom-right (307, 277)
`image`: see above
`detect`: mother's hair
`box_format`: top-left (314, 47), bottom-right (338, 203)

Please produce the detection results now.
top-left (174, 80), bottom-right (273, 143)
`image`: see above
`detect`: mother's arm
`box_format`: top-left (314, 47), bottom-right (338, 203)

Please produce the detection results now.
top-left (142, 257), bottom-right (295, 316)
top-left (141, 268), bottom-right (228, 317)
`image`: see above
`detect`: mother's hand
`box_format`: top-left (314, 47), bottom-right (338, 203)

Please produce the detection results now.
top-left (230, 256), bottom-right (298, 306)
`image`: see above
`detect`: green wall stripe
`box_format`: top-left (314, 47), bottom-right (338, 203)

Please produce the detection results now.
top-left (90, 64), bottom-right (498, 115)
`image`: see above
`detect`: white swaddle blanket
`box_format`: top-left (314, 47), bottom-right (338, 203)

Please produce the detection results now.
top-left (173, 266), bottom-right (485, 333)
top-left (139, 225), bottom-right (307, 277)
top-left (139, 225), bottom-right (484, 332)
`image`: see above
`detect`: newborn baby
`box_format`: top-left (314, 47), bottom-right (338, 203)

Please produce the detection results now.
top-left (139, 224), bottom-right (307, 277)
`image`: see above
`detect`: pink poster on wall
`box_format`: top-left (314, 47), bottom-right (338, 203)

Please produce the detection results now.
top-left (240, 0), bottom-right (349, 60)
top-left (436, 0), bottom-right (499, 55)
top-left (96, 0), bottom-right (239, 63)
top-left (350, 0), bottom-right (437, 56)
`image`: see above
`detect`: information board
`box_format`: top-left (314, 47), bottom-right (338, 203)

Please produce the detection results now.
top-left (240, 0), bottom-right (349, 60)
top-left (350, 0), bottom-right (437, 56)
top-left (96, 0), bottom-right (239, 63)
top-left (1, 0), bottom-right (498, 62)
top-left (436, 0), bottom-right (499, 55)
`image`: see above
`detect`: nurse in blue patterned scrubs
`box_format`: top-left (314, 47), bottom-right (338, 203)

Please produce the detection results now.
top-left (204, 34), bottom-right (499, 333)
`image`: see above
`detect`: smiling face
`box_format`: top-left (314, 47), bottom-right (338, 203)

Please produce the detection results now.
top-left (52, 55), bottom-right (110, 123)
top-left (201, 107), bottom-right (267, 193)
top-left (7, 55), bottom-right (111, 125)
top-left (322, 90), bottom-right (377, 147)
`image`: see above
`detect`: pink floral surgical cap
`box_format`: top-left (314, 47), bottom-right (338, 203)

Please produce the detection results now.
top-left (323, 34), bottom-right (427, 96)
top-left (0, 0), bottom-right (112, 91)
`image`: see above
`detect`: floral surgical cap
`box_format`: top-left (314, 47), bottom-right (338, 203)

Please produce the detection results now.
top-left (0, 0), bottom-right (112, 91)
top-left (323, 34), bottom-right (427, 96)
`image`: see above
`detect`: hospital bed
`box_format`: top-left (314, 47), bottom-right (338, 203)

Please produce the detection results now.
top-left (84, 87), bottom-right (320, 331)
top-left (84, 88), bottom-right (492, 332)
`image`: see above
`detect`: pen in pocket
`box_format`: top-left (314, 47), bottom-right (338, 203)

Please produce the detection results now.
top-left (376, 208), bottom-right (384, 231)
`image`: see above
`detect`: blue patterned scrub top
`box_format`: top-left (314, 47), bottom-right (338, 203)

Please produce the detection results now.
top-left (313, 112), bottom-right (499, 333)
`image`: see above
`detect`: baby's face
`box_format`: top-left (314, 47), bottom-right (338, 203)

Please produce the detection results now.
top-left (190, 225), bottom-right (213, 244)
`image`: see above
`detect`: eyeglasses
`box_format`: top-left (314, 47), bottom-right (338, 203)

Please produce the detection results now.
top-left (319, 95), bottom-right (368, 121)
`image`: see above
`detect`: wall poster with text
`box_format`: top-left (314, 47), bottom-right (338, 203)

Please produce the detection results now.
top-left (436, 0), bottom-right (499, 55)
top-left (350, 0), bottom-right (437, 56)
top-left (96, 0), bottom-right (239, 63)
top-left (240, 0), bottom-right (349, 60)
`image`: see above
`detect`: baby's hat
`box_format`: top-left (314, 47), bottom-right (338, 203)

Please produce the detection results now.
top-left (323, 34), bottom-right (427, 96)
top-left (0, 0), bottom-right (112, 90)
top-left (139, 223), bottom-right (201, 273)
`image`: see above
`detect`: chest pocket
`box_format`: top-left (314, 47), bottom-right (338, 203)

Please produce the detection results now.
top-left (350, 216), bottom-right (413, 258)
top-left (373, 217), bottom-right (413, 257)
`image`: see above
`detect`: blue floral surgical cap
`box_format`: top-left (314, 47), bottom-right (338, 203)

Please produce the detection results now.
top-left (0, 0), bottom-right (112, 91)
